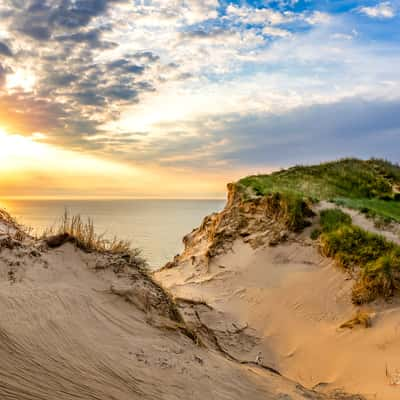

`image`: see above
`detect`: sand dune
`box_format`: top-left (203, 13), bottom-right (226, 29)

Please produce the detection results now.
top-left (0, 213), bottom-right (359, 400)
top-left (156, 196), bottom-right (400, 400)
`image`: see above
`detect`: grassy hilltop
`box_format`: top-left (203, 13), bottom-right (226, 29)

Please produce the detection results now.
top-left (238, 158), bottom-right (400, 222)
top-left (237, 158), bottom-right (400, 304)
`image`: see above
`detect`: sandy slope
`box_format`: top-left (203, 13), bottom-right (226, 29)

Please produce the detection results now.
top-left (0, 214), bottom-right (356, 400)
top-left (156, 205), bottom-right (400, 400)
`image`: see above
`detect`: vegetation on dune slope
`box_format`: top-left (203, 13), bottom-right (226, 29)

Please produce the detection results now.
top-left (45, 210), bottom-right (137, 257)
top-left (237, 159), bottom-right (400, 303)
top-left (237, 158), bottom-right (400, 222)
top-left (314, 208), bottom-right (400, 304)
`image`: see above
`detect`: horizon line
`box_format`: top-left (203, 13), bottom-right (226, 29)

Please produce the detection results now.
top-left (0, 196), bottom-right (227, 201)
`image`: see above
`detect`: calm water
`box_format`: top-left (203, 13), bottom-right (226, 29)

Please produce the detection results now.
top-left (0, 199), bottom-right (225, 269)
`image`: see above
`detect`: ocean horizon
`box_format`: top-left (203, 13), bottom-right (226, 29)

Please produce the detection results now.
top-left (0, 198), bottom-right (226, 269)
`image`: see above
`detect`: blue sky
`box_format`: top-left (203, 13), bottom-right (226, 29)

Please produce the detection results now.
top-left (0, 0), bottom-right (399, 196)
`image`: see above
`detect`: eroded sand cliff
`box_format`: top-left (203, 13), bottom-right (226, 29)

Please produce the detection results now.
top-left (156, 184), bottom-right (400, 400)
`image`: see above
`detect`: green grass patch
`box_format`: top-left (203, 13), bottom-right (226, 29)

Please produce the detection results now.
top-left (320, 221), bottom-right (400, 304)
top-left (320, 208), bottom-right (352, 232)
top-left (311, 208), bottom-right (352, 240)
top-left (237, 158), bottom-right (400, 222)
top-left (334, 197), bottom-right (400, 223)
top-left (320, 225), bottom-right (393, 268)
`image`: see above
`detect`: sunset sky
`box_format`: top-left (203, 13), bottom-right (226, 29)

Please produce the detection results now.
top-left (0, 0), bottom-right (399, 198)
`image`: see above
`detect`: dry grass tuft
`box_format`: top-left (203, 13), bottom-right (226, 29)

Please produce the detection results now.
top-left (0, 209), bottom-right (15, 224)
top-left (45, 210), bottom-right (134, 255)
top-left (339, 310), bottom-right (373, 329)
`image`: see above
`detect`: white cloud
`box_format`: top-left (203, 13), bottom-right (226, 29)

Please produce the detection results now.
top-left (226, 5), bottom-right (293, 25)
top-left (305, 11), bottom-right (332, 25)
top-left (263, 26), bottom-right (292, 37)
top-left (359, 2), bottom-right (396, 18)
top-left (331, 33), bottom-right (354, 40)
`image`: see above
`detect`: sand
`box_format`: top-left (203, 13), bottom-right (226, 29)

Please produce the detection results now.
top-left (156, 205), bottom-right (400, 400)
top-left (0, 213), bottom-right (355, 400)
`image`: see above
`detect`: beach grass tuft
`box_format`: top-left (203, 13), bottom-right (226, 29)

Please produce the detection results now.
top-left (45, 210), bottom-right (134, 255)
top-left (339, 310), bottom-right (372, 329)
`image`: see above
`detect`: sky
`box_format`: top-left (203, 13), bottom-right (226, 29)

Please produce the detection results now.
top-left (0, 0), bottom-right (399, 198)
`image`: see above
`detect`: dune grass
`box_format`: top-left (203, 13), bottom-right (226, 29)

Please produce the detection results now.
top-left (261, 192), bottom-right (314, 232)
top-left (46, 210), bottom-right (135, 256)
top-left (316, 209), bottom-right (400, 304)
top-left (320, 208), bottom-right (352, 232)
top-left (237, 158), bottom-right (400, 222)
top-left (334, 197), bottom-right (400, 223)
top-left (339, 310), bottom-right (372, 329)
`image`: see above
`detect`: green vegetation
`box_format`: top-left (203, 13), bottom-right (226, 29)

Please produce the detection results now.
top-left (237, 159), bottom-right (400, 303)
top-left (238, 158), bottom-right (400, 222)
top-left (320, 208), bottom-right (352, 232)
top-left (310, 208), bottom-right (352, 240)
top-left (316, 209), bottom-right (400, 304)
top-left (261, 192), bottom-right (314, 232)
top-left (334, 197), bottom-right (400, 223)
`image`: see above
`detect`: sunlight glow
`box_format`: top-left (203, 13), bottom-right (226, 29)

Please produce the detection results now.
top-left (0, 128), bottom-right (48, 161)
top-left (5, 69), bottom-right (37, 92)
top-left (0, 127), bottom-right (229, 198)
top-left (0, 127), bottom-right (146, 197)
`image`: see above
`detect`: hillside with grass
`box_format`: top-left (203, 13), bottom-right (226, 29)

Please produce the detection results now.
top-left (157, 158), bottom-right (400, 399)
top-left (236, 159), bottom-right (400, 305)
top-left (238, 158), bottom-right (400, 223)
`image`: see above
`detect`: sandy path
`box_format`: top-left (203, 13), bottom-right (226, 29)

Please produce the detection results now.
top-left (316, 201), bottom-right (400, 245)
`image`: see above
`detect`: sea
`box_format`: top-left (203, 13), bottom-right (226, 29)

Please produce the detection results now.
top-left (0, 199), bottom-right (225, 270)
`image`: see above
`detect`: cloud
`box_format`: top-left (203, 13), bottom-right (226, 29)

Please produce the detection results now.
top-left (0, 0), bottom-right (399, 180)
top-left (305, 11), bottom-right (332, 25)
top-left (226, 4), bottom-right (294, 25)
top-left (163, 98), bottom-right (400, 168)
top-left (263, 26), bottom-right (292, 37)
top-left (0, 41), bottom-right (13, 57)
top-left (0, 64), bottom-right (6, 87)
top-left (358, 2), bottom-right (396, 18)
top-left (56, 28), bottom-right (117, 49)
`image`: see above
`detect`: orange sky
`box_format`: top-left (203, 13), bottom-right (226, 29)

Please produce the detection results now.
top-left (0, 128), bottom-right (245, 199)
